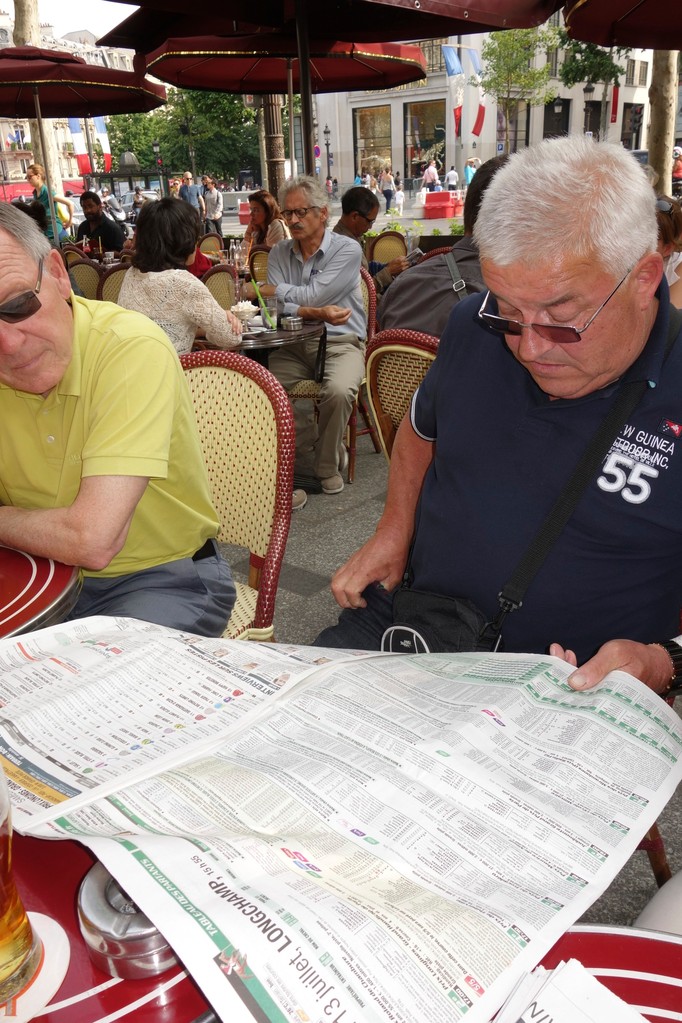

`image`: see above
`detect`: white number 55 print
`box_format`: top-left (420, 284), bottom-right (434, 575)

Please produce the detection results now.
top-left (598, 452), bottom-right (659, 504)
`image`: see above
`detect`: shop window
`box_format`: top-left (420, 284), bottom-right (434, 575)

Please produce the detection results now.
top-left (403, 99), bottom-right (446, 184)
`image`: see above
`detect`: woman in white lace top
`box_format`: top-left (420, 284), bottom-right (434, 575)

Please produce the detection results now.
top-left (118, 198), bottom-right (241, 355)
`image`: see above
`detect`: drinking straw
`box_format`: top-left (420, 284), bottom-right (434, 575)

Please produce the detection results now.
top-left (251, 279), bottom-right (276, 328)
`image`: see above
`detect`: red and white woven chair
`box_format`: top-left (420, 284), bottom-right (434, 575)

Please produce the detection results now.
top-left (365, 328), bottom-right (440, 460)
top-left (201, 264), bottom-right (238, 310)
top-left (68, 257), bottom-right (102, 300)
top-left (180, 350), bottom-right (295, 641)
top-left (96, 263), bottom-right (130, 303)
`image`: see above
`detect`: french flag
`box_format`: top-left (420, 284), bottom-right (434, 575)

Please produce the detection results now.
top-left (443, 45), bottom-right (464, 139)
top-left (469, 50), bottom-right (486, 137)
top-left (93, 116), bottom-right (112, 172)
top-left (68, 117), bottom-right (91, 175)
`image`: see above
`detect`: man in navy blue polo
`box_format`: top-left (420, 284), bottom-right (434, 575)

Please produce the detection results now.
top-left (317, 136), bottom-right (682, 698)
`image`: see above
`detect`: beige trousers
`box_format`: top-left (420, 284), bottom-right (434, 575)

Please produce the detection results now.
top-left (269, 334), bottom-right (365, 480)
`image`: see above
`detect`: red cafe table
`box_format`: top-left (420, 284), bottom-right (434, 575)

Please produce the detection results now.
top-left (540, 924), bottom-right (682, 1022)
top-left (13, 831), bottom-right (682, 1023)
top-left (0, 545), bottom-right (80, 639)
top-left (14, 835), bottom-right (217, 1023)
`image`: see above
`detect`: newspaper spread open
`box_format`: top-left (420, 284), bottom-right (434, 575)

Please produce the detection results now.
top-left (1, 616), bottom-right (680, 1023)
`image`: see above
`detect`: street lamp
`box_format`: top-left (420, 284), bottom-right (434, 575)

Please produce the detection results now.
top-left (323, 123), bottom-right (331, 179)
top-left (583, 83), bottom-right (595, 136)
top-left (152, 139), bottom-right (165, 196)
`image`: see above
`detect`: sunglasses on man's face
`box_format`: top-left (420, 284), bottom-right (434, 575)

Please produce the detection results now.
top-left (0, 258), bottom-right (44, 324)
top-left (477, 270), bottom-right (630, 345)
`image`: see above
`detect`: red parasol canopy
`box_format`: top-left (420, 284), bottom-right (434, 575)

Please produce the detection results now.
top-left (98, 0), bottom-right (559, 48)
top-left (144, 36), bottom-right (427, 94)
top-left (562, 0), bottom-right (671, 49)
top-left (0, 46), bottom-right (166, 240)
top-left (0, 46), bottom-right (167, 119)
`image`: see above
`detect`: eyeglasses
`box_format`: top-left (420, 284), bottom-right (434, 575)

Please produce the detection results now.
top-left (281, 206), bottom-right (319, 221)
top-left (656, 198), bottom-right (678, 215)
top-left (0, 258), bottom-right (44, 324)
top-left (477, 271), bottom-right (630, 345)
top-left (353, 211), bottom-right (377, 226)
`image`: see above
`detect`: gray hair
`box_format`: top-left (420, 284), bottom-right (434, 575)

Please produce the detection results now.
top-left (473, 136), bottom-right (658, 279)
top-left (279, 175), bottom-right (328, 214)
top-left (0, 201), bottom-right (53, 263)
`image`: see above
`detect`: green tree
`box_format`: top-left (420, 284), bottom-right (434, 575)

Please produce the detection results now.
top-left (107, 89), bottom-right (260, 181)
top-left (475, 27), bottom-right (560, 153)
top-left (107, 112), bottom-right (162, 170)
top-left (558, 31), bottom-right (629, 140)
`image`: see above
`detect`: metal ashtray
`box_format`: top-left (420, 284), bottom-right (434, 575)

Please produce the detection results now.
top-left (281, 315), bottom-right (303, 331)
top-left (78, 862), bottom-right (179, 979)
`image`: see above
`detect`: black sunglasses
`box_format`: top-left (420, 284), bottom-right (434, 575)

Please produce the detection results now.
top-left (477, 270), bottom-right (630, 345)
top-left (0, 258), bottom-right (44, 324)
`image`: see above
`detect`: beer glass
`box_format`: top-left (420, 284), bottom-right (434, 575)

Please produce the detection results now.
top-left (0, 767), bottom-right (41, 1002)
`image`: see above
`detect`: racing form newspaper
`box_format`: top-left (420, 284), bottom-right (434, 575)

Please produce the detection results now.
top-left (1, 616), bottom-right (680, 1023)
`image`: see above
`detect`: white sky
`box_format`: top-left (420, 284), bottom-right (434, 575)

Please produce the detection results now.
top-left (35, 1), bottom-right (139, 41)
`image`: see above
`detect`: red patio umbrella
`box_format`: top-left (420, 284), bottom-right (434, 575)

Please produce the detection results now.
top-left (99, 0), bottom-right (558, 172)
top-left (144, 35), bottom-right (427, 93)
top-left (562, 0), bottom-right (670, 49)
top-left (99, 0), bottom-right (559, 47)
top-left (0, 46), bottom-right (166, 240)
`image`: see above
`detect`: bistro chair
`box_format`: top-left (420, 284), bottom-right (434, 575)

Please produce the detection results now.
top-left (367, 230), bottom-right (408, 265)
top-left (365, 328), bottom-right (439, 460)
top-left (418, 245), bottom-right (455, 263)
top-left (62, 246), bottom-right (84, 268)
top-left (201, 264), bottom-right (237, 310)
top-left (96, 264), bottom-right (130, 303)
top-left (180, 350), bottom-right (295, 642)
top-left (248, 245), bottom-right (270, 284)
top-left (68, 258), bottom-right (102, 301)
top-left (199, 233), bottom-right (223, 255)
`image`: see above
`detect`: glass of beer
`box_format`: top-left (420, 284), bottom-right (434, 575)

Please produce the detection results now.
top-left (0, 767), bottom-right (41, 1002)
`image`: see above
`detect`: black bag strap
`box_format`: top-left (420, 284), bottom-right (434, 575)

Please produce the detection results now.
top-left (493, 304), bottom-right (682, 631)
top-left (445, 252), bottom-right (467, 297)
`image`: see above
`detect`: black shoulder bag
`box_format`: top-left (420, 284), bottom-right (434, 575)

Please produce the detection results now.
top-left (382, 306), bottom-right (682, 654)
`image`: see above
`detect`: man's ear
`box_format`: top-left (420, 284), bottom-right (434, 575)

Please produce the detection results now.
top-left (47, 246), bottom-right (74, 299)
top-left (632, 251), bottom-right (664, 309)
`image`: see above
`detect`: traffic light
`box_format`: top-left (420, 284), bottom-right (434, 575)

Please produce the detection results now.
top-left (156, 157), bottom-right (163, 166)
top-left (632, 104), bottom-right (644, 131)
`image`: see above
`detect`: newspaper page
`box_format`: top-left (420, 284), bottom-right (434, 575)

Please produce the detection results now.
top-left (0, 616), bottom-right (359, 832)
top-left (1, 618), bottom-right (680, 1023)
top-left (495, 958), bottom-right (647, 1023)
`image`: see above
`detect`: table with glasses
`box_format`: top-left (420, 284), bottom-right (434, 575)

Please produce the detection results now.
top-left (238, 320), bottom-right (324, 351)
top-left (13, 840), bottom-right (682, 1023)
top-left (14, 835), bottom-right (216, 1023)
top-left (0, 544), bottom-right (80, 638)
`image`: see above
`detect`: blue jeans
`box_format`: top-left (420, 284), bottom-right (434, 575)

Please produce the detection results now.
top-left (314, 583), bottom-right (394, 650)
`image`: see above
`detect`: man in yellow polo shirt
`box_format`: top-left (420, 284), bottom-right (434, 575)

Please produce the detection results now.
top-left (0, 202), bottom-right (235, 636)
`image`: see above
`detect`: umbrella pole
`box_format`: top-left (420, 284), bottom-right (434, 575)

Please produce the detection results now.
top-left (295, 0), bottom-right (314, 175)
top-left (32, 87), bottom-right (61, 246)
top-left (84, 118), bottom-right (97, 190)
top-left (287, 59), bottom-right (297, 178)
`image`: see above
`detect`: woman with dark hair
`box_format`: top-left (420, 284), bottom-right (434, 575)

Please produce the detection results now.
top-left (118, 198), bottom-right (241, 354)
top-left (656, 195), bottom-right (682, 308)
top-left (243, 189), bottom-right (290, 249)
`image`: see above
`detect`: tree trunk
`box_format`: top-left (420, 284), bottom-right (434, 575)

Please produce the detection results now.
top-left (13, 0), bottom-right (65, 196)
top-left (599, 79), bottom-right (609, 142)
top-left (648, 50), bottom-right (678, 196)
